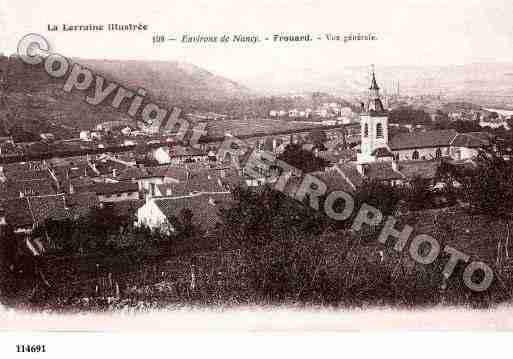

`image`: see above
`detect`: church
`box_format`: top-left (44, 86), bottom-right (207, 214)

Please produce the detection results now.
top-left (356, 69), bottom-right (491, 164)
top-left (309, 68), bottom-right (492, 192)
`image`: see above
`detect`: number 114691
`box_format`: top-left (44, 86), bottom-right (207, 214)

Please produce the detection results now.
top-left (16, 345), bottom-right (46, 353)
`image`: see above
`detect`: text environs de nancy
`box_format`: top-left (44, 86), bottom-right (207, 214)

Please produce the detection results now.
top-left (181, 33), bottom-right (377, 43)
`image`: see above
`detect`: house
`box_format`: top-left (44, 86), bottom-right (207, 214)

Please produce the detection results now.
top-left (79, 130), bottom-right (91, 141)
top-left (152, 145), bottom-right (208, 165)
top-left (75, 181), bottom-right (140, 203)
top-left (136, 192), bottom-right (232, 233)
top-left (152, 169), bottom-right (231, 197)
top-left (118, 165), bottom-right (185, 194)
top-left (479, 116), bottom-right (510, 130)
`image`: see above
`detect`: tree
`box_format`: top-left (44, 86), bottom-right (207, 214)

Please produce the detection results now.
top-left (219, 185), bottom-right (326, 246)
top-left (469, 152), bottom-right (513, 264)
top-left (389, 106), bottom-right (433, 126)
top-left (354, 180), bottom-right (401, 218)
top-left (308, 130), bottom-right (328, 147)
top-left (277, 143), bottom-right (329, 173)
top-left (440, 149), bottom-right (513, 264)
top-left (0, 224), bottom-right (17, 296)
top-left (407, 176), bottom-right (433, 210)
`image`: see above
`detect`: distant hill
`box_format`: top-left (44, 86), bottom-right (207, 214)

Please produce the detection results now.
top-left (246, 63), bottom-right (513, 109)
top-left (0, 55), bottom-right (256, 137)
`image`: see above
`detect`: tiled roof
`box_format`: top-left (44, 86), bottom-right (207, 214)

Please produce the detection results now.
top-left (336, 163), bottom-right (365, 188)
top-left (396, 160), bottom-right (440, 180)
top-left (3, 192), bottom-right (100, 228)
top-left (164, 171), bottom-right (229, 196)
top-left (153, 192), bottom-right (232, 230)
top-left (117, 166), bottom-right (150, 180)
top-left (66, 192), bottom-right (100, 208)
top-left (389, 129), bottom-right (458, 150)
top-left (76, 181), bottom-right (139, 195)
top-left (318, 149), bottom-right (357, 164)
top-left (53, 164), bottom-right (97, 180)
top-left (451, 132), bottom-right (492, 148)
top-left (365, 162), bottom-right (404, 181)
top-left (335, 162), bottom-right (403, 185)
top-left (168, 145), bottom-right (207, 157)
top-left (309, 169), bottom-right (356, 193)
top-left (5, 169), bottom-right (53, 182)
top-left (27, 195), bottom-right (69, 224)
top-left (0, 179), bottom-right (57, 199)
top-left (94, 159), bottom-right (131, 176)
top-left (146, 165), bottom-right (187, 180)
top-left (2, 163), bottom-right (33, 174)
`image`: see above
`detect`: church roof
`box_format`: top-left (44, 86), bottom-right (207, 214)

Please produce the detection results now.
top-left (451, 132), bottom-right (492, 148)
top-left (389, 130), bottom-right (458, 150)
top-left (368, 99), bottom-right (386, 114)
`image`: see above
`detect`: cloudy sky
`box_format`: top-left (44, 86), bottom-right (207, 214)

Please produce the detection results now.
top-left (1, 0), bottom-right (512, 92)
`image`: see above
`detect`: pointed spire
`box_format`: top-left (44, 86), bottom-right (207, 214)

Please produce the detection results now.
top-left (369, 64), bottom-right (380, 91)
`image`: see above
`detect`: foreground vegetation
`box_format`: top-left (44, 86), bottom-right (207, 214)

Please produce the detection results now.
top-left (3, 145), bottom-right (513, 310)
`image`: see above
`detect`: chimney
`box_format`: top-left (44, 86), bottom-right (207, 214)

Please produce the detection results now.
top-left (145, 184), bottom-right (154, 203)
top-left (0, 206), bottom-right (6, 226)
top-left (391, 159), bottom-right (399, 172)
top-left (63, 194), bottom-right (70, 209)
top-left (0, 166), bottom-right (5, 183)
top-left (112, 168), bottom-right (117, 178)
top-left (185, 164), bottom-right (190, 182)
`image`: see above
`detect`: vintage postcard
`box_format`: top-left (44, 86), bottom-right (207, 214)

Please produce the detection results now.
top-left (1, 0), bottom-right (513, 353)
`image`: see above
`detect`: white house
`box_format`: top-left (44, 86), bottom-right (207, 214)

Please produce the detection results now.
top-left (136, 192), bottom-right (232, 233)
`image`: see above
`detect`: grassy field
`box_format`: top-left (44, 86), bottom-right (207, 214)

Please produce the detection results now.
top-left (205, 118), bottom-right (325, 137)
top-left (5, 207), bottom-right (513, 311)
top-left (10, 205), bottom-right (513, 312)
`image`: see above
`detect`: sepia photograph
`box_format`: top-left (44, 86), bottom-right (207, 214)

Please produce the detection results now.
top-left (1, 0), bottom-right (513, 355)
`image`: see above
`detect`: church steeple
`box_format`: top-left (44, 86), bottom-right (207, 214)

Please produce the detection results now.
top-left (367, 65), bottom-right (385, 113)
top-left (369, 66), bottom-right (380, 92)
top-left (357, 65), bottom-right (390, 164)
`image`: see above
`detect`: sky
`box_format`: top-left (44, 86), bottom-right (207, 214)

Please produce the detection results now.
top-left (1, 0), bottom-right (512, 92)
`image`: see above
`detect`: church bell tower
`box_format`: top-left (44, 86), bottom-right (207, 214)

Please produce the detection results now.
top-left (357, 66), bottom-right (391, 163)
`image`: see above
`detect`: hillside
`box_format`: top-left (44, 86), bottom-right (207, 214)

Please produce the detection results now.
top-left (0, 55), bottom-right (256, 137)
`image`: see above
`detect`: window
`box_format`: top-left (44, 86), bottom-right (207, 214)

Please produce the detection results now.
top-left (376, 123), bottom-right (383, 139)
top-left (412, 150), bottom-right (419, 160)
top-left (364, 124), bottom-right (369, 137)
top-left (435, 148), bottom-right (442, 159)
